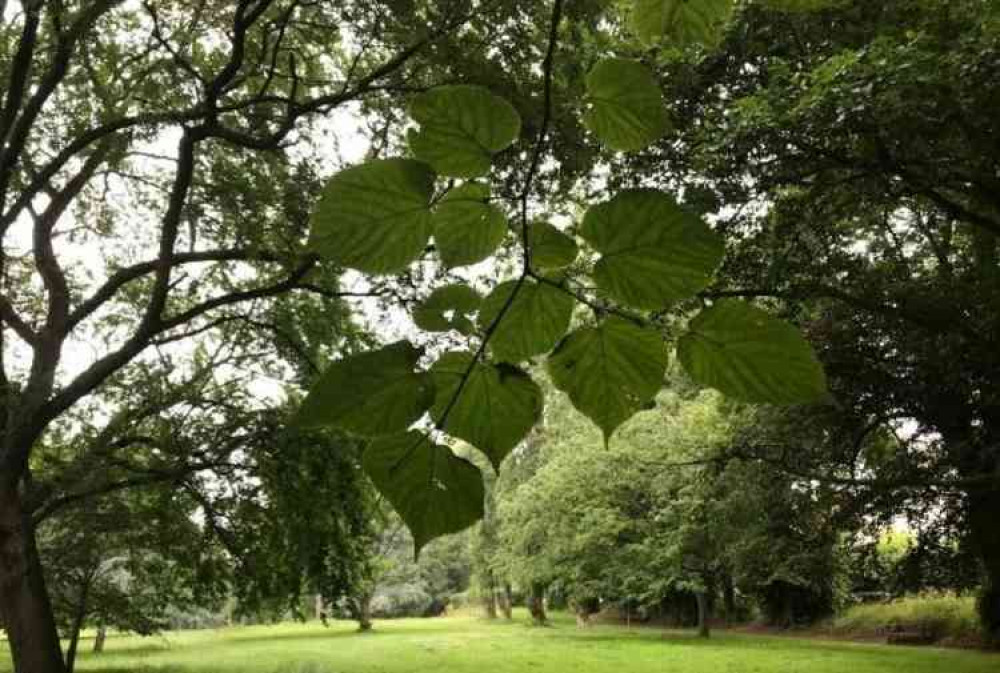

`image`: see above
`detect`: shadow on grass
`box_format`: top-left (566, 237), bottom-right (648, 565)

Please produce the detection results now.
top-left (88, 662), bottom-right (339, 673)
top-left (216, 627), bottom-right (385, 645)
top-left (88, 642), bottom-right (177, 658)
top-left (80, 668), bottom-right (187, 673)
top-left (89, 625), bottom-right (383, 661)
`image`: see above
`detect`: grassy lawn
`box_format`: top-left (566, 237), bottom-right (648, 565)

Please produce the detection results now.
top-left (3, 612), bottom-right (998, 673)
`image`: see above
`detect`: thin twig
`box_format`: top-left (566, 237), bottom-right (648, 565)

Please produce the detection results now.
top-left (430, 0), bottom-right (566, 440)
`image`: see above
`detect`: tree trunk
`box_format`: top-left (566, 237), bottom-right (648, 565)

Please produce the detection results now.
top-left (482, 570), bottom-right (497, 619)
top-left (92, 624), bottom-right (107, 654)
top-left (0, 485), bottom-right (67, 673)
top-left (695, 590), bottom-right (711, 638)
top-left (354, 593), bottom-right (373, 632)
top-left (968, 486), bottom-right (1000, 641)
top-left (722, 574), bottom-right (736, 627)
top-left (528, 582), bottom-right (547, 626)
top-left (948, 417), bottom-right (1000, 642)
top-left (500, 582), bottom-right (513, 619)
top-left (572, 597), bottom-right (598, 628)
top-left (65, 575), bottom-right (92, 673)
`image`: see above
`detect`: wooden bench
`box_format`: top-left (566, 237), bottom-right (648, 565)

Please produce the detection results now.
top-left (885, 627), bottom-right (937, 645)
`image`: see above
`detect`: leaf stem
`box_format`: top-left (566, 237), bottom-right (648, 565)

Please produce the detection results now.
top-left (518, 0), bottom-right (565, 275)
top-left (431, 0), bottom-right (566, 439)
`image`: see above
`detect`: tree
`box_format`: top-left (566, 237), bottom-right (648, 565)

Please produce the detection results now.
top-left (0, 1), bottom-right (542, 669)
top-left (469, 466), bottom-right (501, 620)
top-left (618, 0), bottom-right (1000, 636)
top-left (40, 488), bottom-right (227, 673)
top-left (713, 459), bottom-right (845, 627)
top-left (26, 334), bottom-right (376, 656)
top-left (338, 506), bottom-right (470, 628)
top-left (494, 380), bottom-right (854, 635)
top-left (204, 419), bottom-right (378, 628)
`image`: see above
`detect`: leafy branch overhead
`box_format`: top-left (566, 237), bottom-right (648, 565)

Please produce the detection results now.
top-left (299, 0), bottom-right (831, 553)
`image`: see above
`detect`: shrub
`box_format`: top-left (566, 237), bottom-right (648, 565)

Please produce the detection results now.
top-left (449, 590), bottom-right (472, 610)
top-left (832, 593), bottom-right (982, 644)
top-left (164, 606), bottom-right (228, 631)
top-left (370, 584), bottom-right (434, 618)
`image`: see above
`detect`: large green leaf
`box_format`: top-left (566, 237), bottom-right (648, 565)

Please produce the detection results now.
top-left (309, 159), bottom-right (435, 274)
top-left (582, 58), bottom-right (669, 152)
top-left (297, 341), bottom-right (434, 437)
top-left (677, 300), bottom-right (829, 404)
top-left (433, 183), bottom-right (508, 267)
top-left (413, 284), bottom-right (482, 335)
top-left (530, 221), bottom-right (578, 270)
top-left (478, 279), bottom-right (574, 363)
top-left (632, 0), bottom-right (734, 47)
top-left (363, 431), bottom-right (484, 554)
top-left (430, 352), bottom-right (543, 470)
top-left (548, 317), bottom-right (668, 441)
top-left (408, 85), bottom-right (521, 178)
top-left (581, 189), bottom-right (724, 310)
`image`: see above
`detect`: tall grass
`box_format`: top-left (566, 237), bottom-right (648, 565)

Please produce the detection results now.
top-left (832, 594), bottom-right (982, 643)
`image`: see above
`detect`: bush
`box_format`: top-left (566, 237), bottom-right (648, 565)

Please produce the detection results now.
top-left (449, 590), bottom-right (472, 610)
top-left (370, 584), bottom-right (434, 618)
top-left (164, 606), bottom-right (229, 631)
top-left (832, 594), bottom-right (982, 644)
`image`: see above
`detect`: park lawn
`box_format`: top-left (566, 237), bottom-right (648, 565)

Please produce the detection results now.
top-left (3, 612), bottom-right (998, 673)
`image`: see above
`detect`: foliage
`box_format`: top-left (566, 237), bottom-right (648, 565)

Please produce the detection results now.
top-left (309, 159), bottom-right (437, 275)
top-left (222, 418), bottom-right (378, 622)
top-left (408, 86), bottom-right (522, 178)
top-left (478, 280), bottom-right (574, 364)
top-left (613, 0), bottom-right (1000, 636)
top-left (631, 0), bottom-right (734, 47)
top-left (582, 59), bottom-right (669, 152)
top-left (296, 342), bottom-right (435, 438)
top-left (491, 379), bottom-right (846, 627)
top-left (678, 301), bottom-right (828, 404)
top-left (580, 190), bottom-right (723, 310)
top-left (433, 186), bottom-right (509, 269)
top-left (832, 594), bottom-right (983, 644)
top-left (294, 0), bottom-right (831, 556)
top-left (363, 431), bottom-right (484, 554)
top-left (3, 0), bottom-right (533, 666)
top-left (4, 0), bottom-right (998, 668)
top-left (40, 487), bottom-right (228, 644)
top-left (350, 513), bottom-right (472, 620)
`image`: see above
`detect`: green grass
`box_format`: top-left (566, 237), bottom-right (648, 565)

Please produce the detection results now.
top-left (3, 611), bottom-right (997, 673)
top-left (832, 595), bottom-right (982, 642)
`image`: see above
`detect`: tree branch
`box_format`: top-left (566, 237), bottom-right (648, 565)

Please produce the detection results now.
top-left (0, 293), bottom-right (36, 345)
top-left (33, 142), bottom-right (113, 336)
top-left (0, 3), bottom-right (42, 147)
top-left (426, 0), bottom-right (566, 446)
top-left (634, 445), bottom-right (1000, 491)
top-left (0, 1), bottom-right (122, 214)
top-left (66, 248), bottom-right (284, 334)
top-left (699, 283), bottom-right (978, 339)
top-left (33, 256), bottom-right (347, 438)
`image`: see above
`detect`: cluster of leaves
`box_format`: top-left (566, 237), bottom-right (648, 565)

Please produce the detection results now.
top-left (39, 485), bottom-right (229, 645)
top-left (618, 0), bottom-right (1000, 634)
top-left (298, 0), bottom-right (832, 553)
top-left (491, 386), bottom-right (845, 625)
